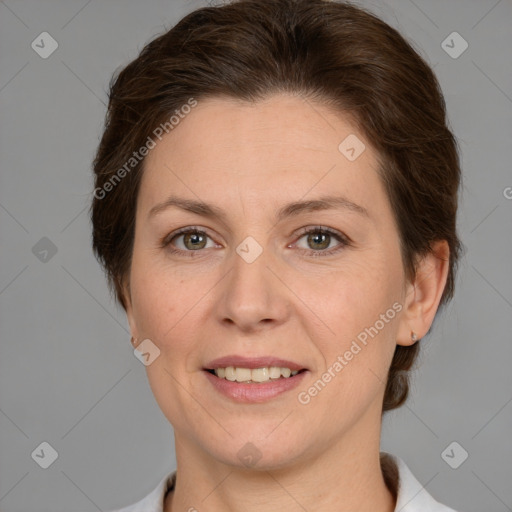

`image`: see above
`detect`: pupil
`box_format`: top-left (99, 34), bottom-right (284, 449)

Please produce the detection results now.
top-left (186, 232), bottom-right (205, 249)
top-left (310, 232), bottom-right (329, 250)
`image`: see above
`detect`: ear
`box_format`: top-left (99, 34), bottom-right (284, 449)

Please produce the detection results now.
top-left (397, 240), bottom-right (450, 346)
top-left (122, 279), bottom-right (140, 341)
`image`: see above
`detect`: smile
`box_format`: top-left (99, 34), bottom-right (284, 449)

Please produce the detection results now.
top-left (210, 366), bottom-right (301, 383)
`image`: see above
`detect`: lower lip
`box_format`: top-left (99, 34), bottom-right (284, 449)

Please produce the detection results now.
top-left (204, 370), bottom-right (308, 403)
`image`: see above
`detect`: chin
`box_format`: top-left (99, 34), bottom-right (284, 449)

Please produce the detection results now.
top-left (198, 424), bottom-right (314, 471)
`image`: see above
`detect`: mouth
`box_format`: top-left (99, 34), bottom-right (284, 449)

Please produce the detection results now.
top-left (203, 356), bottom-right (309, 402)
top-left (205, 366), bottom-right (305, 383)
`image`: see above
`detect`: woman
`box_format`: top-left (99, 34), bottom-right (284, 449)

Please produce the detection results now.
top-left (91, 0), bottom-right (464, 510)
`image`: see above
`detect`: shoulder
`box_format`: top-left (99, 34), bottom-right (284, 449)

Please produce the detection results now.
top-left (106, 472), bottom-right (176, 512)
top-left (386, 453), bottom-right (460, 512)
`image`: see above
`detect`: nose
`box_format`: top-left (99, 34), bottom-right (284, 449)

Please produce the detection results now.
top-left (215, 240), bottom-right (290, 333)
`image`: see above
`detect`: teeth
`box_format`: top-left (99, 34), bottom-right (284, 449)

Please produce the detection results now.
top-left (213, 366), bottom-right (300, 383)
top-left (235, 368), bottom-right (252, 382)
top-left (269, 366), bottom-right (281, 379)
top-left (250, 367), bottom-right (269, 382)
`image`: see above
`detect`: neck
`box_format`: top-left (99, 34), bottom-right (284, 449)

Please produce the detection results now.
top-left (165, 416), bottom-right (396, 512)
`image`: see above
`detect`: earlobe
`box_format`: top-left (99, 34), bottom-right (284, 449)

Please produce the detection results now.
top-left (122, 279), bottom-right (139, 341)
top-left (126, 306), bottom-right (138, 341)
top-left (396, 240), bottom-right (450, 347)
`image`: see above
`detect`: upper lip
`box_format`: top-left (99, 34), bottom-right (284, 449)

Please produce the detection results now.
top-left (205, 356), bottom-right (307, 371)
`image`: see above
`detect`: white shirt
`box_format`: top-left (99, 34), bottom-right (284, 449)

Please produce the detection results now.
top-left (108, 453), bottom-right (459, 512)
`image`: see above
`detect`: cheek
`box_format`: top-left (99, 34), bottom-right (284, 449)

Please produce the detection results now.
top-left (129, 265), bottom-right (198, 424)
top-left (130, 261), bottom-right (181, 340)
top-left (303, 260), bottom-right (400, 390)
top-left (303, 256), bottom-right (399, 336)
top-left (129, 260), bottom-right (204, 382)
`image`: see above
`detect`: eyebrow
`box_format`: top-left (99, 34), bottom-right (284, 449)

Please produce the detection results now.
top-left (148, 194), bottom-right (369, 222)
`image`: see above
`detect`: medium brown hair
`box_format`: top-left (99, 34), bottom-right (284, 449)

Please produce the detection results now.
top-left (91, 0), bottom-right (463, 415)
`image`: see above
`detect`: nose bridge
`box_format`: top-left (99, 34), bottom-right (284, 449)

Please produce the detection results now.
top-left (230, 233), bottom-right (272, 302)
top-left (217, 232), bottom-right (288, 329)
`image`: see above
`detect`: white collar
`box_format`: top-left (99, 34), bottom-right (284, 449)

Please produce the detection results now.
top-left (388, 453), bottom-right (458, 511)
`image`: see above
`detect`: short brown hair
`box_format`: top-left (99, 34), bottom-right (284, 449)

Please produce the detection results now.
top-left (90, 0), bottom-right (464, 413)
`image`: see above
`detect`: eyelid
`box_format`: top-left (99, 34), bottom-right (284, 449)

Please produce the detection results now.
top-left (292, 225), bottom-right (349, 243)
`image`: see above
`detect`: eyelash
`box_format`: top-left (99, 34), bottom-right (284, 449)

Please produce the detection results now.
top-left (161, 225), bottom-right (350, 258)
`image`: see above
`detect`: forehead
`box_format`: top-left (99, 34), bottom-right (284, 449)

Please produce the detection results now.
top-left (145, 93), bottom-right (367, 163)
top-left (139, 93), bottom-right (385, 220)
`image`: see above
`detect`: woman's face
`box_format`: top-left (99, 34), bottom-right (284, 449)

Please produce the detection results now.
top-left (125, 93), bottom-right (416, 468)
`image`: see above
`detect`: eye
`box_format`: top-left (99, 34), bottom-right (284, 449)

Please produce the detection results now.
top-left (161, 225), bottom-right (350, 258)
top-left (161, 227), bottom-right (217, 257)
top-left (293, 226), bottom-right (350, 257)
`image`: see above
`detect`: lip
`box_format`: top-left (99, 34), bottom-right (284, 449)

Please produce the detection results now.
top-left (205, 355), bottom-right (306, 372)
top-left (204, 368), bottom-right (308, 403)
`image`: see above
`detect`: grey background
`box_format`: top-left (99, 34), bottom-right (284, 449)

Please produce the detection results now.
top-left (0, 0), bottom-right (511, 511)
